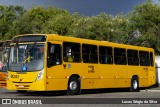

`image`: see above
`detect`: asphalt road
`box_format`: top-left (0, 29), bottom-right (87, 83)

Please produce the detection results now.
top-left (1, 88), bottom-right (160, 107)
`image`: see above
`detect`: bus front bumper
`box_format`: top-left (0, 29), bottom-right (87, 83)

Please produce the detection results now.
top-left (7, 80), bottom-right (46, 91)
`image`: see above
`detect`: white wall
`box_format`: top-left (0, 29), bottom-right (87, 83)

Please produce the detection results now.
top-left (155, 56), bottom-right (160, 84)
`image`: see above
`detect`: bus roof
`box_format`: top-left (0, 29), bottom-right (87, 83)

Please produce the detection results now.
top-left (12, 34), bottom-right (154, 51)
top-left (47, 34), bottom-right (154, 51)
top-left (0, 40), bottom-right (11, 46)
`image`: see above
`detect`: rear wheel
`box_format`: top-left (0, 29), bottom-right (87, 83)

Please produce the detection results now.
top-left (130, 77), bottom-right (139, 92)
top-left (67, 77), bottom-right (80, 95)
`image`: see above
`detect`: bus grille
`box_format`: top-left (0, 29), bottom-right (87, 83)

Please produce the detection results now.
top-left (15, 85), bottom-right (30, 89)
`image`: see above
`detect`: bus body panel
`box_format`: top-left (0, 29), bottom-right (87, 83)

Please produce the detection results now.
top-left (46, 64), bottom-right (69, 90)
top-left (7, 71), bottom-right (39, 82)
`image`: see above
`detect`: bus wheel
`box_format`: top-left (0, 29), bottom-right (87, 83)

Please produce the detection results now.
top-left (130, 77), bottom-right (139, 92)
top-left (67, 77), bottom-right (80, 95)
top-left (17, 90), bottom-right (27, 93)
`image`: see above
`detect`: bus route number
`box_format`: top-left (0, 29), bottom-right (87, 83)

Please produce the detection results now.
top-left (88, 65), bottom-right (95, 73)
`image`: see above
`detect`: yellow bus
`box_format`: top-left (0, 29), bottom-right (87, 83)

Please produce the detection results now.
top-left (7, 34), bottom-right (156, 94)
top-left (0, 40), bottom-right (11, 88)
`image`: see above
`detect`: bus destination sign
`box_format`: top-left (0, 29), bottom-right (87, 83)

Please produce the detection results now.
top-left (12, 35), bottom-right (46, 43)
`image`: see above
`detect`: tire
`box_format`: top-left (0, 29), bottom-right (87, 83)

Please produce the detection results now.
top-left (17, 90), bottom-right (27, 93)
top-left (130, 77), bottom-right (139, 92)
top-left (67, 77), bottom-right (80, 95)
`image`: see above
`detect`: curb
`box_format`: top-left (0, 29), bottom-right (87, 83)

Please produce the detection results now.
top-left (141, 90), bottom-right (160, 92)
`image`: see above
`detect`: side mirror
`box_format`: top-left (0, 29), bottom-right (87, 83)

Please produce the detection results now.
top-left (50, 45), bottom-right (55, 53)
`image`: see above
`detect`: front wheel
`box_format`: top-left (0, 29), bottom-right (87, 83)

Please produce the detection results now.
top-left (67, 77), bottom-right (80, 95)
top-left (130, 77), bottom-right (139, 92)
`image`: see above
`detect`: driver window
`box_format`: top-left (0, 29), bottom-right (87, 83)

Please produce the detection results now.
top-left (47, 43), bottom-right (62, 67)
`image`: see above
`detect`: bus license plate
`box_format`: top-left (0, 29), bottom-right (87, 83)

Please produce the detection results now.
top-left (18, 85), bottom-right (24, 88)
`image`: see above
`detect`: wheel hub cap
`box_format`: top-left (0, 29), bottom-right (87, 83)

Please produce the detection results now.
top-left (133, 80), bottom-right (138, 89)
top-left (69, 81), bottom-right (77, 90)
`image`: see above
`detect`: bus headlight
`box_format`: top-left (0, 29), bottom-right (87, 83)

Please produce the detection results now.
top-left (36, 69), bottom-right (44, 81)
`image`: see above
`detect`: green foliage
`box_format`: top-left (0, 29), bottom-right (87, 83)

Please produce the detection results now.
top-left (129, 0), bottom-right (160, 53)
top-left (42, 7), bottom-right (72, 35)
top-left (69, 13), bottom-right (113, 40)
top-left (11, 6), bottom-right (48, 34)
top-left (0, 5), bottom-right (24, 40)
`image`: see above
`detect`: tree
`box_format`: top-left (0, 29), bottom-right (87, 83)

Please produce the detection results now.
top-left (0, 5), bottom-right (24, 40)
top-left (108, 14), bottom-right (132, 43)
top-left (11, 6), bottom-right (48, 35)
top-left (42, 7), bottom-right (72, 35)
top-left (69, 13), bottom-right (113, 40)
top-left (129, 0), bottom-right (160, 53)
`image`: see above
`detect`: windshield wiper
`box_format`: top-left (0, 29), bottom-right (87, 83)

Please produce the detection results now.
top-left (23, 42), bottom-right (37, 64)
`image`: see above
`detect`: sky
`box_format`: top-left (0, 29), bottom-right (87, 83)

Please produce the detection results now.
top-left (0, 0), bottom-right (159, 16)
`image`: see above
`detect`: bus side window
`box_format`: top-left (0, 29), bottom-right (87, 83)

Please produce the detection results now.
top-left (150, 52), bottom-right (154, 66)
top-left (114, 48), bottom-right (127, 65)
top-left (139, 51), bottom-right (150, 66)
top-left (127, 49), bottom-right (139, 66)
top-left (99, 46), bottom-right (113, 64)
top-left (63, 42), bottom-right (81, 63)
top-left (47, 43), bottom-right (62, 68)
top-left (82, 44), bottom-right (98, 63)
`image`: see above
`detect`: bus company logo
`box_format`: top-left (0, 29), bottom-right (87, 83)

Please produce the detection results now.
top-left (2, 99), bottom-right (11, 104)
top-left (19, 78), bottom-right (23, 82)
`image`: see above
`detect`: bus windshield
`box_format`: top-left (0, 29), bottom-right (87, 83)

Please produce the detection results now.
top-left (9, 44), bottom-right (45, 72)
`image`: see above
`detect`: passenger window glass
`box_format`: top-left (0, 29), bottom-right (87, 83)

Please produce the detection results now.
top-left (82, 44), bottom-right (98, 63)
top-left (114, 48), bottom-right (126, 65)
top-left (47, 43), bottom-right (62, 67)
top-left (63, 42), bottom-right (81, 63)
top-left (127, 49), bottom-right (139, 66)
top-left (99, 46), bottom-right (113, 64)
top-left (150, 52), bottom-right (154, 66)
top-left (139, 51), bottom-right (150, 66)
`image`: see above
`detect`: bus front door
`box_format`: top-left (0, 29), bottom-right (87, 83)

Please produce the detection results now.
top-left (46, 42), bottom-right (67, 91)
